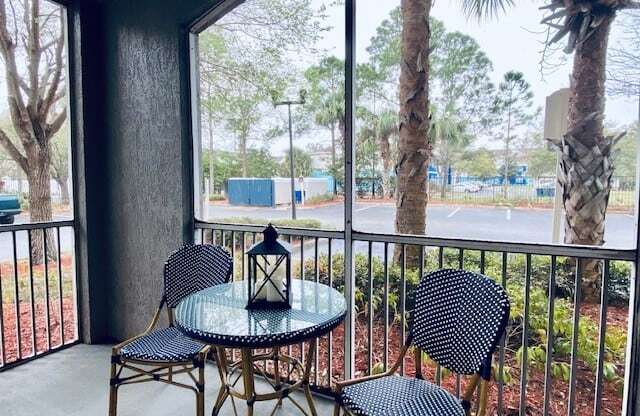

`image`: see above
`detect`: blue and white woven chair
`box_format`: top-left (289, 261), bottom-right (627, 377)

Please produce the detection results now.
top-left (108, 244), bottom-right (233, 416)
top-left (334, 269), bottom-right (510, 416)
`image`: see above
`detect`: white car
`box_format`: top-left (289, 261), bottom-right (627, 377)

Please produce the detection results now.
top-left (453, 182), bottom-right (481, 193)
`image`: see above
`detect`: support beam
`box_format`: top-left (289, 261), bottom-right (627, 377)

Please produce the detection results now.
top-left (343, 0), bottom-right (356, 381)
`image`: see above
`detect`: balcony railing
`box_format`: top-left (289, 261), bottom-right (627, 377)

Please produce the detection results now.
top-left (0, 221), bottom-right (79, 371)
top-left (195, 220), bottom-right (637, 416)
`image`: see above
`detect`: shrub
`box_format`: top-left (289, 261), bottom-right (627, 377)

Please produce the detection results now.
top-left (208, 194), bottom-right (226, 202)
top-left (218, 216), bottom-right (327, 229)
top-left (305, 193), bottom-right (336, 205)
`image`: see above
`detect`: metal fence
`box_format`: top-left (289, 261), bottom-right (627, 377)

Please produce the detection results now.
top-left (195, 221), bottom-right (637, 416)
top-left (356, 176), bottom-right (637, 209)
top-left (0, 221), bottom-right (78, 371)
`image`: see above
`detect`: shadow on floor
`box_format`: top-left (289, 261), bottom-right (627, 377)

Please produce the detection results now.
top-left (0, 344), bottom-right (335, 416)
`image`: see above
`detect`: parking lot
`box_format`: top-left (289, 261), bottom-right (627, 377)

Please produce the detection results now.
top-left (205, 201), bottom-right (636, 248)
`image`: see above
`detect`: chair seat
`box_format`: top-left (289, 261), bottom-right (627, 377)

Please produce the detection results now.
top-left (120, 327), bottom-right (205, 362)
top-left (341, 375), bottom-right (465, 416)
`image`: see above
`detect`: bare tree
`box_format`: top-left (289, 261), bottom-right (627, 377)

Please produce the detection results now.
top-left (50, 127), bottom-right (69, 205)
top-left (0, 0), bottom-right (67, 261)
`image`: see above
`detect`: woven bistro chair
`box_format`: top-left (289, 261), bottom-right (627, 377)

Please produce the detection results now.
top-left (334, 269), bottom-right (510, 416)
top-left (108, 244), bottom-right (233, 416)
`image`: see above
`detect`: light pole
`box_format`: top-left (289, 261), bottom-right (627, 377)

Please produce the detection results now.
top-left (274, 90), bottom-right (306, 220)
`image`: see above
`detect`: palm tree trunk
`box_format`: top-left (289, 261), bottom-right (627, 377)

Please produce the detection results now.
top-left (504, 110), bottom-right (512, 199)
top-left (394, 0), bottom-right (432, 265)
top-left (440, 165), bottom-right (447, 199)
top-left (331, 123), bottom-right (337, 194)
top-left (557, 14), bottom-right (615, 302)
top-left (379, 132), bottom-right (392, 198)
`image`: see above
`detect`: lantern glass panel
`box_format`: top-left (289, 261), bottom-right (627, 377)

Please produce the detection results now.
top-left (246, 225), bottom-right (292, 309)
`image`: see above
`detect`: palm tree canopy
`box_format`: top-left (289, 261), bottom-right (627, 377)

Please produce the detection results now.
top-left (461, 0), bottom-right (640, 52)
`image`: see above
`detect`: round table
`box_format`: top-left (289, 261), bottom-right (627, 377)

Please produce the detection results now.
top-left (175, 280), bottom-right (346, 416)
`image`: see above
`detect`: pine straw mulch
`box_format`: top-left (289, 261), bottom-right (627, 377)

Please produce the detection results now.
top-left (0, 298), bottom-right (77, 365)
top-left (257, 304), bottom-right (627, 416)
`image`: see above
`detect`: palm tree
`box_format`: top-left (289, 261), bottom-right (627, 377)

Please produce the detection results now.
top-left (397, 0), bottom-right (638, 295)
top-left (395, 0), bottom-right (432, 264)
top-left (431, 105), bottom-right (471, 199)
top-left (373, 110), bottom-right (398, 199)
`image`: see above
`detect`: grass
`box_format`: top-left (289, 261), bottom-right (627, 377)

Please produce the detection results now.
top-left (304, 193), bottom-right (337, 205)
top-left (1, 256), bottom-right (75, 305)
top-left (218, 216), bottom-right (328, 229)
top-left (427, 189), bottom-right (634, 210)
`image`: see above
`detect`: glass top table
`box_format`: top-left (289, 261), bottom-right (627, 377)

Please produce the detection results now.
top-left (175, 279), bottom-right (347, 349)
top-left (176, 279), bottom-right (347, 415)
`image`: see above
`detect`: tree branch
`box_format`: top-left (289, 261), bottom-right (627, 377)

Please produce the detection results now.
top-left (0, 0), bottom-right (35, 143)
top-left (40, 15), bottom-right (64, 122)
top-left (0, 127), bottom-right (27, 172)
top-left (46, 108), bottom-right (67, 137)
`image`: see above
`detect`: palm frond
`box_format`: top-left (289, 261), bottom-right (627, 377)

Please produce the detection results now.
top-left (460, 0), bottom-right (515, 19)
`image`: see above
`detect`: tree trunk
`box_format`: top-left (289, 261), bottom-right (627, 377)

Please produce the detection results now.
top-left (331, 123), bottom-right (337, 194)
top-left (240, 135), bottom-right (247, 177)
top-left (440, 164), bottom-right (447, 199)
top-left (208, 111), bottom-right (215, 195)
top-left (54, 176), bottom-right (70, 205)
top-left (394, 0), bottom-right (432, 265)
top-left (379, 132), bottom-right (392, 198)
top-left (557, 15), bottom-right (615, 302)
top-left (25, 143), bottom-right (56, 264)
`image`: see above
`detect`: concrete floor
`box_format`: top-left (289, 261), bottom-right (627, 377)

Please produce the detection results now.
top-left (0, 344), bottom-right (334, 416)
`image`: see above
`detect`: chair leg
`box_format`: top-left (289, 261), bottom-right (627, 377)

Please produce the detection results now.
top-left (196, 358), bottom-right (205, 416)
top-left (108, 354), bottom-right (119, 416)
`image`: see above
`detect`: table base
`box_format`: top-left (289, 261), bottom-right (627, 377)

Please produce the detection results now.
top-left (212, 342), bottom-right (318, 416)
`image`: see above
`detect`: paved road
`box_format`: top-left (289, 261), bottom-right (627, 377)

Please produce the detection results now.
top-left (205, 202), bottom-right (636, 249)
top-left (0, 214), bottom-right (74, 262)
top-left (1, 203), bottom-right (634, 263)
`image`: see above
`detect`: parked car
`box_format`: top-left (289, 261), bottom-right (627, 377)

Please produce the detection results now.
top-left (0, 194), bottom-right (21, 224)
top-left (453, 182), bottom-right (482, 193)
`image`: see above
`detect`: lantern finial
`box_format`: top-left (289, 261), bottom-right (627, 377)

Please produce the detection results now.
top-left (264, 223), bottom-right (279, 243)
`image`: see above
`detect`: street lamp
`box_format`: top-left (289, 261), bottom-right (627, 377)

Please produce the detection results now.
top-left (274, 89), bottom-right (306, 220)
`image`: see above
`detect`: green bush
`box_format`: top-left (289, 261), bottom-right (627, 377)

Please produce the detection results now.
top-left (305, 193), bottom-right (336, 205)
top-left (298, 249), bottom-right (630, 389)
top-left (218, 216), bottom-right (327, 229)
top-left (208, 194), bottom-right (226, 202)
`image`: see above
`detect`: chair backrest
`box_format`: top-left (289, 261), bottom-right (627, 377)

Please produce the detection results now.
top-left (163, 244), bottom-right (233, 308)
top-left (411, 269), bottom-right (510, 376)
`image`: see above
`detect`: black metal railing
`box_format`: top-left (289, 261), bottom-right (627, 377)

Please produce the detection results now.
top-left (355, 176), bottom-right (636, 210)
top-left (195, 220), bottom-right (637, 416)
top-left (0, 220), bottom-right (78, 371)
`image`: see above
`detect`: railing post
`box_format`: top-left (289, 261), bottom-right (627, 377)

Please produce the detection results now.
top-left (343, 0), bottom-right (356, 381)
top-left (624, 252), bottom-right (640, 416)
top-left (623, 117), bottom-right (640, 416)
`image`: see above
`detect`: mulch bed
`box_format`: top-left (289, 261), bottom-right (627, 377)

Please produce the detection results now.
top-left (0, 298), bottom-right (77, 365)
top-left (262, 304), bottom-right (626, 416)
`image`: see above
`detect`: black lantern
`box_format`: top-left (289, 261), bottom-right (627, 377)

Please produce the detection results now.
top-left (246, 224), bottom-right (292, 309)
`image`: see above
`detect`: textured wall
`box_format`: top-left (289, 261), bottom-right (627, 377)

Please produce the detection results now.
top-left (76, 0), bottom-right (219, 341)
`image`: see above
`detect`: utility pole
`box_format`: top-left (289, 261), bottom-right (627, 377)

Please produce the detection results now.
top-left (274, 90), bottom-right (306, 220)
